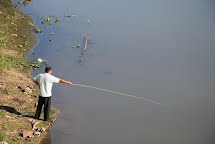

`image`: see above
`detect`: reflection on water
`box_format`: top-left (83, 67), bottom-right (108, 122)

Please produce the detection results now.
top-left (16, 0), bottom-right (215, 143)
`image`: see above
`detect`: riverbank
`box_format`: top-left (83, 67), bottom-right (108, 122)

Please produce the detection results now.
top-left (0, 0), bottom-right (57, 143)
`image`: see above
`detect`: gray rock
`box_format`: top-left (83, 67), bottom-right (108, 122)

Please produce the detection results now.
top-left (34, 131), bottom-right (41, 137)
top-left (40, 127), bottom-right (46, 133)
top-left (20, 130), bottom-right (34, 139)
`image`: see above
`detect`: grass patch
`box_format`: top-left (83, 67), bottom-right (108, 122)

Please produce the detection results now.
top-left (0, 132), bottom-right (5, 141)
top-left (0, 35), bottom-right (8, 50)
top-left (0, 111), bottom-right (5, 118)
top-left (0, 56), bottom-right (27, 70)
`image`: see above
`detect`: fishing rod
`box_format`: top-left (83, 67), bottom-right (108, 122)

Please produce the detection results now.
top-left (72, 83), bottom-right (162, 106)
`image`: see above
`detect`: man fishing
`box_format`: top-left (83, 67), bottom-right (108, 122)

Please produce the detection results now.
top-left (33, 66), bottom-right (72, 121)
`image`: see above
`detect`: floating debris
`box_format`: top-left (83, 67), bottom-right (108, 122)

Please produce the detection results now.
top-left (48, 32), bottom-right (54, 35)
top-left (64, 14), bottom-right (71, 17)
top-left (37, 58), bottom-right (43, 63)
top-left (54, 17), bottom-right (61, 23)
top-left (33, 28), bottom-right (43, 33)
top-left (73, 44), bottom-right (81, 48)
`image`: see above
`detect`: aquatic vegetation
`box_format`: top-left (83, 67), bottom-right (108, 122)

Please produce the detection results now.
top-left (28, 60), bottom-right (42, 69)
top-left (18, 0), bottom-right (32, 6)
top-left (43, 16), bottom-right (51, 24)
top-left (33, 28), bottom-right (43, 33)
top-left (41, 15), bottom-right (61, 24)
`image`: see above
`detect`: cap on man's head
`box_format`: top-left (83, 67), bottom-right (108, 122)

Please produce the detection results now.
top-left (45, 67), bottom-right (52, 73)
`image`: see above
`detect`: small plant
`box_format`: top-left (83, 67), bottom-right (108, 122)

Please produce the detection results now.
top-left (0, 111), bottom-right (5, 118)
top-left (28, 60), bottom-right (42, 69)
top-left (0, 132), bottom-right (5, 141)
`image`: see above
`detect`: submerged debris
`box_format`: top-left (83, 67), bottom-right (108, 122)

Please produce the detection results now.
top-left (73, 44), bottom-right (81, 48)
top-left (87, 19), bottom-right (92, 24)
top-left (32, 52), bottom-right (37, 55)
top-left (65, 14), bottom-right (78, 17)
top-left (80, 33), bottom-right (88, 63)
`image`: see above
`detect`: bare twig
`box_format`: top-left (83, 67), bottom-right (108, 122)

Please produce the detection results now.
top-left (80, 33), bottom-right (88, 63)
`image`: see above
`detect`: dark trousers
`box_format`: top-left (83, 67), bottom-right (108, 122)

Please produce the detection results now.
top-left (35, 96), bottom-right (51, 121)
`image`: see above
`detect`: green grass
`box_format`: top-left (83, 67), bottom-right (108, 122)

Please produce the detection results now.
top-left (0, 56), bottom-right (27, 70)
top-left (0, 111), bottom-right (5, 118)
top-left (0, 35), bottom-right (8, 50)
top-left (0, 132), bottom-right (5, 141)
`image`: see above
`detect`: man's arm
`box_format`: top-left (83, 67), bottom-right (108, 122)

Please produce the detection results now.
top-left (59, 79), bottom-right (72, 85)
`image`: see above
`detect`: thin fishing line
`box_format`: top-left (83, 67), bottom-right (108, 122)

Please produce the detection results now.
top-left (72, 83), bottom-right (162, 105)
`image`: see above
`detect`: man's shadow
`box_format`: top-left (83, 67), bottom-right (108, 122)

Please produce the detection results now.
top-left (0, 105), bottom-right (37, 119)
top-left (0, 105), bottom-right (21, 115)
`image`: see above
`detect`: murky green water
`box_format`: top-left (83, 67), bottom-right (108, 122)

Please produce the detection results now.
top-left (17, 0), bottom-right (215, 143)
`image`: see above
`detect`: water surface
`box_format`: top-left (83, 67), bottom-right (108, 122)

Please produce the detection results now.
top-left (17, 0), bottom-right (215, 143)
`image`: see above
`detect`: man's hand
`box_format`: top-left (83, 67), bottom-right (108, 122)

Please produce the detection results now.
top-left (59, 79), bottom-right (72, 85)
top-left (67, 81), bottom-right (72, 85)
